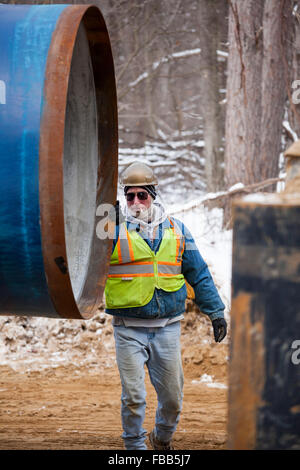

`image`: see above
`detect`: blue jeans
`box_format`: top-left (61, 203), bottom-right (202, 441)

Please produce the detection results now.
top-left (113, 322), bottom-right (184, 450)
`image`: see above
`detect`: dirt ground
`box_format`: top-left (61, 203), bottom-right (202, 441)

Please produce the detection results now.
top-left (0, 308), bottom-right (229, 450)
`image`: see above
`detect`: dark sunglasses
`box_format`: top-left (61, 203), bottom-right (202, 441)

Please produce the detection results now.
top-left (126, 191), bottom-right (149, 202)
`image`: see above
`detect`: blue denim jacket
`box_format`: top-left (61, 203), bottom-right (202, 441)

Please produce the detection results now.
top-left (105, 217), bottom-right (225, 321)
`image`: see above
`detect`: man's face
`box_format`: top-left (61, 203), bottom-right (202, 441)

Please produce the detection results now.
top-left (126, 186), bottom-right (152, 219)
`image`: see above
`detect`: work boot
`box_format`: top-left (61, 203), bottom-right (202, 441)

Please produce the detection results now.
top-left (149, 430), bottom-right (174, 450)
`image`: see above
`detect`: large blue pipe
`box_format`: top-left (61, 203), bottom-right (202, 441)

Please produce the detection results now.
top-left (0, 5), bottom-right (118, 319)
top-left (0, 5), bottom-right (68, 317)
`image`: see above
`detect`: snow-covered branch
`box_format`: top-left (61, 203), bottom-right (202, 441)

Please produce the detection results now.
top-left (283, 120), bottom-right (298, 142)
top-left (168, 177), bottom-right (284, 215)
top-left (120, 48), bottom-right (228, 97)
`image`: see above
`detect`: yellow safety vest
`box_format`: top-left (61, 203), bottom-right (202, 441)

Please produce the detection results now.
top-left (104, 218), bottom-right (186, 309)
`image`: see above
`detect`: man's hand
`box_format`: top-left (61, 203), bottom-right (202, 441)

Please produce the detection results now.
top-left (212, 318), bottom-right (227, 343)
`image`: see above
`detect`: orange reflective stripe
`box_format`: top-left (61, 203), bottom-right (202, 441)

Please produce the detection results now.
top-left (157, 261), bottom-right (180, 266)
top-left (168, 216), bottom-right (174, 227)
top-left (171, 218), bottom-right (185, 262)
top-left (127, 231), bottom-right (135, 262)
top-left (157, 272), bottom-right (179, 277)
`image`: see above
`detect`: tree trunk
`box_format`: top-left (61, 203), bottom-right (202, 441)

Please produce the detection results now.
top-left (225, 0), bottom-right (264, 188)
top-left (260, 0), bottom-right (293, 184)
top-left (199, 0), bottom-right (226, 191)
top-left (225, 0), bottom-right (293, 188)
top-left (224, 0), bottom-right (294, 227)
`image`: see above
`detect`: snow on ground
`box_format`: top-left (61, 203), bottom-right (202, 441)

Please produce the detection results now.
top-left (192, 373), bottom-right (228, 389)
top-left (0, 310), bottom-right (116, 373)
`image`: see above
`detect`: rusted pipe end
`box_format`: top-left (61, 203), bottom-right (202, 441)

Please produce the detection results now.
top-left (40, 5), bottom-right (118, 319)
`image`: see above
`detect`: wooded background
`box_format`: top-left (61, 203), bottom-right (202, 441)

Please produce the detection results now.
top-left (4, 0), bottom-right (300, 208)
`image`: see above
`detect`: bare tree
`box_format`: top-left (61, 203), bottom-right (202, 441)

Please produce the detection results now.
top-left (198, 0), bottom-right (227, 191)
top-left (225, 0), bottom-right (264, 187)
top-left (225, 0), bottom-right (293, 192)
top-left (260, 0), bottom-right (293, 182)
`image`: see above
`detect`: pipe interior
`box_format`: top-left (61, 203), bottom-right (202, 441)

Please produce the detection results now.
top-left (63, 22), bottom-right (98, 302)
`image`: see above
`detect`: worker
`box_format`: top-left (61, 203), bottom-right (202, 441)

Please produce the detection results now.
top-left (104, 161), bottom-right (227, 450)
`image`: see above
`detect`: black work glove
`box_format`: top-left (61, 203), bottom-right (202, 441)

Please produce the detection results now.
top-left (114, 200), bottom-right (120, 226)
top-left (212, 318), bottom-right (227, 343)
